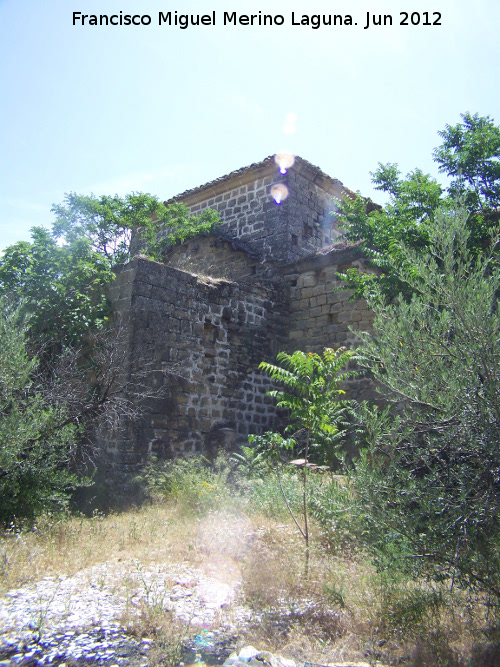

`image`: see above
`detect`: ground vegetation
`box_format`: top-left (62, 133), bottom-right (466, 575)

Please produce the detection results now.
top-left (256, 348), bottom-right (357, 574)
top-left (1, 455), bottom-right (498, 666)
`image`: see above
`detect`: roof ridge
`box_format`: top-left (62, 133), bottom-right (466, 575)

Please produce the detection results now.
top-left (165, 155), bottom-right (349, 204)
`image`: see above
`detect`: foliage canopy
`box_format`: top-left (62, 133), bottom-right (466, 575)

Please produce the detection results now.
top-left (51, 192), bottom-right (219, 265)
top-left (338, 112), bottom-right (500, 299)
top-left (0, 193), bottom-right (219, 346)
top-left (0, 191), bottom-right (218, 521)
top-left (259, 347), bottom-right (357, 467)
top-left (0, 227), bottom-right (113, 346)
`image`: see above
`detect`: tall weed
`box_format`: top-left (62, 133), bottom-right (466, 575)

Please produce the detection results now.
top-left (139, 454), bottom-right (234, 516)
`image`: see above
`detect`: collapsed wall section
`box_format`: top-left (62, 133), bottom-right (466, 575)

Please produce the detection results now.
top-left (103, 257), bottom-right (287, 473)
top-left (163, 233), bottom-right (261, 280)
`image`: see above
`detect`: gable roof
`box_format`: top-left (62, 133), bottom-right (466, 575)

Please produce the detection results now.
top-left (165, 155), bottom-right (352, 206)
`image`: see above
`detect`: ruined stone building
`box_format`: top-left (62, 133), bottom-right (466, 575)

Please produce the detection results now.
top-left (103, 156), bottom-right (375, 476)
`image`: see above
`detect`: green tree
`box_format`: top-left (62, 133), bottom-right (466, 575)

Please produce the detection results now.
top-left (0, 193), bottom-right (219, 521)
top-left (0, 297), bottom-right (158, 524)
top-left (338, 113), bottom-right (500, 299)
top-left (0, 193), bottom-right (219, 346)
top-left (258, 347), bottom-right (356, 573)
top-left (51, 192), bottom-right (219, 264)
top-left (434, 112), bottom-right (500, 212)
top-left (0, 301), bottom-right (85, 525)
top-left (351, 202), bottom-right (500, 603)
top-left (0, 227), bottom-right (113, 346)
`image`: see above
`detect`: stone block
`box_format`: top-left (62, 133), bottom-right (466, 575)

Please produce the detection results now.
top-left (315, 294), bottom-right (327, 306)
top-left (289, 330), bottom-right (304, 340)
top-left (337, 311), bottom-right (357, 323)
top-left (311, 284), bottom-right (326, 297)
top-left (302, 287), bottom-right (315, 299)
top-left (315, 315), bottom-right (329, 328)
top-left (297, 272), bottom-right (317, 288)
top-left (326, 292), bottom-right (345, 305)
top-left (321, 266), bottom-right (339, 280)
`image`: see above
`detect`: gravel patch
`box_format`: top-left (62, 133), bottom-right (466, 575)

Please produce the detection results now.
top-left (0, 558), bottom-right (250, 666)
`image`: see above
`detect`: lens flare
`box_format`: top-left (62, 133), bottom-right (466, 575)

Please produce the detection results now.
top-left (271, 184), bottom-right (289, 204)
top-left (274, 151), bottom-right (295, 174)
top-left (282, 111), bottom-right (297, 135)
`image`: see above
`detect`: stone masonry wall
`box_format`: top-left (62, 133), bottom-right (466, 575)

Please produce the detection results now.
top-left (282, 246), bottom-right (377, 401)
top-left (104, 258), bottom-right (287, 472)
top-left (185, 172), bottom-right (281, 262)
top-left (165, 157), bottom-right (346, 267)
top-left (284, 167), bottom-right (344, 258)
top-left (104, 158), bottom-right (379, 476)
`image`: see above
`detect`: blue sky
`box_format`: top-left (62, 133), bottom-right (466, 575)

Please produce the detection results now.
top-left (1, 0), bottom-right (499, 250)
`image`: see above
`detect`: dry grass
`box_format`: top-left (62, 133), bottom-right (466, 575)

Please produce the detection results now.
top-left (0, 495), bottom-right (497, 666)
top-left (232, 515), bottom-right (494, 667)
top-left (0, 504), bottom-right (201, 592)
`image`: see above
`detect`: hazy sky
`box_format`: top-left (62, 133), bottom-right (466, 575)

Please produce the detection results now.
top-left (1, 0), bottom-right (499, 250)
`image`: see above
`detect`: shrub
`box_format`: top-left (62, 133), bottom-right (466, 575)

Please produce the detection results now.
top-left (0, 301), bottom-right (88, 526)
top-left (256, 348), bottom-right (357, 574)
top-left (139, 453), bottom-right (233, 515)
top-left (350, 202), bottom-right (500, 606)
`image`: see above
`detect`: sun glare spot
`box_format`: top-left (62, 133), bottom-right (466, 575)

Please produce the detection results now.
top-left (275, 151), bottom-right (295, 174)
top-left (271, 183), bottom-right (289, 204)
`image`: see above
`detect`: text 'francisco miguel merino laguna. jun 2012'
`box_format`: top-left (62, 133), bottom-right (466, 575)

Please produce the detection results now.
top-left (72, 10), bottom-right (443, 30)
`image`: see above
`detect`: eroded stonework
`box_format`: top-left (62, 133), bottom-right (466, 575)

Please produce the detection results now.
top-left (102, 156), bottom-right (375, 475)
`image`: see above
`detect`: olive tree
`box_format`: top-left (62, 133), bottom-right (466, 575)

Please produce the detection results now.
top-left (352, 201), bottom-right (500, 603)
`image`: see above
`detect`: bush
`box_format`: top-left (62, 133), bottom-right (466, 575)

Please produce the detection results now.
top-left (0, 301), bottom-right (88, 526)
top-left (308, 473), bottom-right (359, 554)
top-left (350, 202), bottom-right (500, 605)
top-left (139, 453), bottom-right (233, 515)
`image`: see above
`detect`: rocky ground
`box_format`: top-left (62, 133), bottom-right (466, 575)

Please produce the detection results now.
top-left (0, 510), bottom-right (385, 667)
top-left (0, 556), bottom-right (250, 666)
top-left (0, 557), bottom-right (382, 667)
top-left (0, 510), bottom-right (263, 666)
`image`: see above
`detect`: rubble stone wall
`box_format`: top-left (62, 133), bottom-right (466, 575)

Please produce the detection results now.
top-left (105, 258), bottom-right (287, 472)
